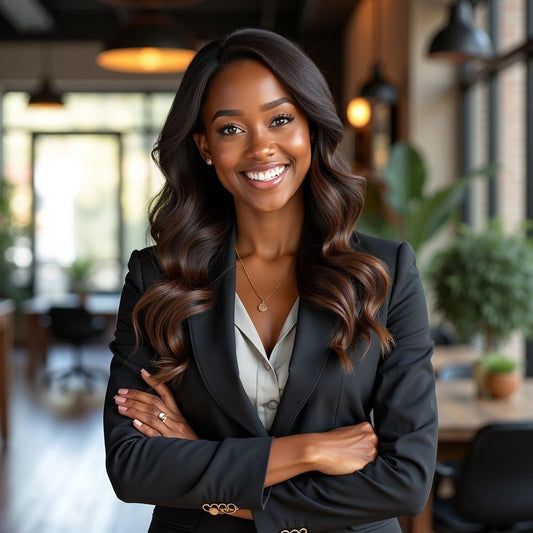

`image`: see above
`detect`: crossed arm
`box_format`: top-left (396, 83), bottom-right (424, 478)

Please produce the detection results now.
top-left (114, 367), bottom-right (379, 520)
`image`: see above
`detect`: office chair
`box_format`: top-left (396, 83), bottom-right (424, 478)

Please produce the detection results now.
top-left (437, 364), bottom-right (473, 381)
top-left (44, 306), bottom-right (108, 391)
top-left (433, 422), bottom-right (533, 533)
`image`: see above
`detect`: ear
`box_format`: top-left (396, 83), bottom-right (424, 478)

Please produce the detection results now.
top-left (193, 132), bottom-right (212, 162)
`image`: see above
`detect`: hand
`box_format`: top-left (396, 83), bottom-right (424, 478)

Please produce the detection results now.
top-left (114, 368), bottom-right (198, 440)
top-left (309, 422), bottom-right (378, 476)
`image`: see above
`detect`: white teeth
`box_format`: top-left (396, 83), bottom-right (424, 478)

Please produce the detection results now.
top-left (244, 165), bottom-right (285, 182)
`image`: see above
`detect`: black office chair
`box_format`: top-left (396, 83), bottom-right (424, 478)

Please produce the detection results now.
top-left (437, 364), bottom-right (473, 381)
top-left (433, 422), bottom-right (533, 533)
top-left (44, 306), bottom-right (108, 391)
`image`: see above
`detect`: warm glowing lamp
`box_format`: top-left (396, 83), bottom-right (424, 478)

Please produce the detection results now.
top-left (96, 14), bottom-right (196, 73)
top-left (346, 97), bottom-right (371, 128)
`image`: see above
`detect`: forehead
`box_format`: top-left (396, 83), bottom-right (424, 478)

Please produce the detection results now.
top-left (203, 59), bottom-right (291, 111)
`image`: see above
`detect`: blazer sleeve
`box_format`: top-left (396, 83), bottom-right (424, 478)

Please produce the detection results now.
top-left (253, 242), bottom-right (438, 532)
top-left (103, 249), bottom-right (274, 510)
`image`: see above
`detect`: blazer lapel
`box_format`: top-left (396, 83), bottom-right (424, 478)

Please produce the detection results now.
top-left (269, 302), bottom-right (334, 437)
top-left (187, 235), bottom-right (268, 437)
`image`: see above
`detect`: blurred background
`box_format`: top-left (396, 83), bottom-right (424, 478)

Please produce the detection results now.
top-left (0, 1), bottom-right (532, 532)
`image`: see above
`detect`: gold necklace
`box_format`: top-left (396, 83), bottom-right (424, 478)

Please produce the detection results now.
top-left (235, 248), bottom-right (293, 313)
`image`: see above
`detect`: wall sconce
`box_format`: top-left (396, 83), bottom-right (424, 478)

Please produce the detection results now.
top-left (428, 0), bottom-right (493, 62)
top-left (346, 0), bottom-right (398, 126)
top-left (96, 13), bottom-right (196, 73)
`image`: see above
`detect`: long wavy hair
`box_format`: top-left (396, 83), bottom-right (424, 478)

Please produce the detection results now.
top-left (133, 28), bottom-right (393, 384)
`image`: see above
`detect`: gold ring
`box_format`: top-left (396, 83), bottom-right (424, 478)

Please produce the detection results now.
top-left (158, 412), bottom-right (168, 423)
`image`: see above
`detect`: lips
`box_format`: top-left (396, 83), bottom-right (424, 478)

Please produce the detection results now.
top-left (242, 164), bottom-right (288, 182)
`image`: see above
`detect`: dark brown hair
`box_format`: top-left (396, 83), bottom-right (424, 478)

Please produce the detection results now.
top-left (133, 28), bottom-right (393, 384)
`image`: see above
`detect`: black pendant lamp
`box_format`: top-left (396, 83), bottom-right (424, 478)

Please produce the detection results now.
top-left (28, 78), bottom-right (63, 108)
top-left (358, 0), bottom-right (397, 104)
top-left (428, 0), bottom-right (493, 62)
top-left (28, 45), bottom-right (64, 108)
top-left (96, 12), bottom-right (196, 73)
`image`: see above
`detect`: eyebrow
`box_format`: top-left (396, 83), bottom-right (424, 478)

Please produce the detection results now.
top-left (211, 97), bottom-right (294, 122)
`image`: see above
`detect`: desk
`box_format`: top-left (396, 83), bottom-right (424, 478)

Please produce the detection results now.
top-left (23, 293), bottom-right (120, 377)
top-left (405, 378), bottom-right (533, 533)
top-left (0, 299), bottom-right (15, 442)
top-left (432, 344), bottom-right (481, 375)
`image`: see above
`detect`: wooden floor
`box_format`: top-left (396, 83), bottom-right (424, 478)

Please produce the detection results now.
top-left (0, 346), bottom-right (154, 533)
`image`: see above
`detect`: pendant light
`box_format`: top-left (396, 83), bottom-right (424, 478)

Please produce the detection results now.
top-left (346, 0), bottom-right (397, 127)
top-left (28, 45), bottom-right (64, 108)
top-left (96, 12), bottom-right (196, 73)
top-left (428, 0), bottom-right (493, 62)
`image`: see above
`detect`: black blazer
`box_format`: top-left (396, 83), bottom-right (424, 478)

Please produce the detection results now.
top-left (104, 231), bottom-right (437, 533)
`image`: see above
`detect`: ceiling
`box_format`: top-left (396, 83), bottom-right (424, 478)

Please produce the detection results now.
top-left (0, 0), bottom-right (359, 44)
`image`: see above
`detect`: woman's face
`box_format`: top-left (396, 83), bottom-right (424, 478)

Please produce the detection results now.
top-left (194, 59), bottom-right (312, 216)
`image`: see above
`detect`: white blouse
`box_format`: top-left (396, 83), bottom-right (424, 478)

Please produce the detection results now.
top-left (234, 294), bottom-right (299, 431)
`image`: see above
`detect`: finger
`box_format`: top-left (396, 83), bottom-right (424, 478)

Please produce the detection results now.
top-left (133, 418), bottom-right (162, 438)
top-left (141, 369), bottom-right (180, 412)
top-left (117, 399), bottom-right (171, 429)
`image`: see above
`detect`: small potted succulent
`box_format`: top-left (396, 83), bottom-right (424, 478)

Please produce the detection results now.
top-left (429, 220), bottom-right (533, 397)
top-left (483, 352), bottom-right (521, 399)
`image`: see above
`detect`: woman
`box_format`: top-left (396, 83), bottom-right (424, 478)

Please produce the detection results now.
top-left (104, 28), bottom-right (437, 533)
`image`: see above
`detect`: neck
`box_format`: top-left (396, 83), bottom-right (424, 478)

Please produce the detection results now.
top-left (234, 198), bottom-right (304, 260)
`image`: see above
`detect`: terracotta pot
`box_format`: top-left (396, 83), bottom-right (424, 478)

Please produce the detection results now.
top-left (485, 371), bottom-right (521, 399)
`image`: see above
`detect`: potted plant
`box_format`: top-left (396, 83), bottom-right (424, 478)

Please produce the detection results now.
top-left (67, 257), bottom-right (95, 302)
top-left (0, 179), bottom-right (16, 299)
top-left (429, 220), bottom-right (533, 397)
top-left (482, 352), bottom-right (521, 399)
top-left (357, 142), bottom-right (492, 260)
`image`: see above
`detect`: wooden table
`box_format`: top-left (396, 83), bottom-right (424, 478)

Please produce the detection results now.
top-left (23, 293), bottom-right (120, 377)
top-left (0, 299), bottom-right (15, 442)
top-left (405, 378), bottom-right (533, 532)
top-left (432, 344), bottom-right (481, 375)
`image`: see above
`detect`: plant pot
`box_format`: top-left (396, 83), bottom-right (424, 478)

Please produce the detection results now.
top-left (485, 371), bottom-right (521, 399)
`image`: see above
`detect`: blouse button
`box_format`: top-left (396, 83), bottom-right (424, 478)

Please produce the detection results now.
top-left (267, 400), bottom-right (279, 410)
top-left (263, 361), bottom-right (271, 370)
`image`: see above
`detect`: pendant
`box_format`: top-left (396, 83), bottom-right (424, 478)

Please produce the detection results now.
top-left (258, 301), bottom-right (268, 312)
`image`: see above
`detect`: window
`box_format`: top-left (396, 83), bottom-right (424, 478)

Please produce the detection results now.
top-left (2, 91), bottom-right (174, 296)
top-left (461, 0), bottom-right (532, 373)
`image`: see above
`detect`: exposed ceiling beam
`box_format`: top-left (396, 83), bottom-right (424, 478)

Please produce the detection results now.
top-left (0, 0), bottom-right (54, 32)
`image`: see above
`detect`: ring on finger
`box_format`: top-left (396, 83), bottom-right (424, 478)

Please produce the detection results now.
top-left (158, 411), bottom-right (168, 423)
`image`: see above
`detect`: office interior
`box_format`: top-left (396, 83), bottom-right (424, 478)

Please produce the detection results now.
top-left (0, 1), bottom-right (532, 532)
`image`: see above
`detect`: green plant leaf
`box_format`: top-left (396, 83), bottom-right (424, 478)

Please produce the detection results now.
top-left (383, 143), bottom-right (426, 215)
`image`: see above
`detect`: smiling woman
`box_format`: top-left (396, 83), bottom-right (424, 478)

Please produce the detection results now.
top-left (103, 28), bottom-right (437, 533)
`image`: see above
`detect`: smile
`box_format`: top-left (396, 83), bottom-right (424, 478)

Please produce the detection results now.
top-left (242, 165), bottom-right (287, 182)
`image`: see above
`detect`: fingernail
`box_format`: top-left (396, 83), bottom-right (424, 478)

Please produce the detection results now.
top-left (118, 388), bottom-right (129, 395)
top-left (118, 405), bottom-right (128, 413)
top-left (133, 419), bottom-right (142, 428)
top-left (141, 368), bottom-right (151, 377)
top-left (114, 395), bottom-right (126, 404)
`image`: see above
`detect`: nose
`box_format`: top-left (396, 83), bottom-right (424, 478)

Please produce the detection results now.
top-left (246, 128), bottom-right (275, 160)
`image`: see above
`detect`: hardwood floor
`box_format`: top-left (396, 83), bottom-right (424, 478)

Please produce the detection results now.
top-left (0, 346), bottom-right (153, 533)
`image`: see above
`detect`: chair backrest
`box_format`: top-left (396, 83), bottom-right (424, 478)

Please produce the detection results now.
top-left (437, 364), bottom-right (473, 381)
top-left (454, 421), bottom-right (533, 527)
top-left (48, 306), bottom-right (103, 343)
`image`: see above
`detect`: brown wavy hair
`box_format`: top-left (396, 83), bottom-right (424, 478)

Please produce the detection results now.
top-left (133, 28), bottom-right (393, 384)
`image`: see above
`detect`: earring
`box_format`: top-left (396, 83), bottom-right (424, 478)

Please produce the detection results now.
top-left (205, 158), bottom-right (213, 166)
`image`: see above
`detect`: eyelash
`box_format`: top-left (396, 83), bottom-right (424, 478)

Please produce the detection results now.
top-left (217, 113), bottom-right (295, 136)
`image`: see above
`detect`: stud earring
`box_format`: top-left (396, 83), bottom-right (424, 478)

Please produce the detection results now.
top-left (205, 158), bottom-right (213, 166)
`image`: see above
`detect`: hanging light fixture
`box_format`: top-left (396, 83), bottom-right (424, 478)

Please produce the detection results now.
top-left (347, 97), bottom-right (371, 129)
top-left (29, 79), bottom-right (64, 108)
top-left (346, 0), bottom-right (397, 127)
top-left (96, 12), bottom-right (196, 73)
top-left (28, 44), bottom-right (64, 108)
top-left (428, 0), bottom-right (493, 62)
